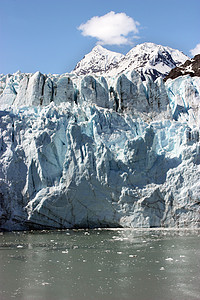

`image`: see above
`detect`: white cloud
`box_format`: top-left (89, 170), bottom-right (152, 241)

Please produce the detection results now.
top-left (78, 11), bottom-right (140, 46)
top-left (190, 43), bottom-right (200, 56)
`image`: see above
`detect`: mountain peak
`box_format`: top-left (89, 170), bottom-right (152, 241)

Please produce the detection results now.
top-left (91, 44), bottom-right (106, 52)
top-left (73, 45), bottom-right (124, 76)
top-left (72, 42), bottom-right (189, 80)
top-left (120, 42), bottom-right (189, 80)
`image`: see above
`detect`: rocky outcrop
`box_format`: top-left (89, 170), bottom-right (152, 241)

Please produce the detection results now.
top-left (164, 54), bottom-right (200, 81)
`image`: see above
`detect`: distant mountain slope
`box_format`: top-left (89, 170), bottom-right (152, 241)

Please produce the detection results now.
top-left (72, 42), bottom-right (189, 80)
top-left (164, 54), bottom-right (200, 81)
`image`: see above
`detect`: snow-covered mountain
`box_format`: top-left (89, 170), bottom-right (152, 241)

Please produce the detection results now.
top-left (0, 43), bottom-right (200, 231)
top-left (72, 42), bottom-right (189, 80)
top-left (73, 45), bottom-right (124, 76)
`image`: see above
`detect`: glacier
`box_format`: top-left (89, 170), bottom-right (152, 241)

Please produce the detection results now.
top-left (0, 45), bottom-right (200, 231)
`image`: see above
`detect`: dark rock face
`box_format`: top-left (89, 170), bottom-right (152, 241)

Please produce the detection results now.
top-left (164, 54), bottom-right (200, 81)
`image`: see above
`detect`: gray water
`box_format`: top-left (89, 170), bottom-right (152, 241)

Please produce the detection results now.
top-left (0, 229), bottom-right (200, 300)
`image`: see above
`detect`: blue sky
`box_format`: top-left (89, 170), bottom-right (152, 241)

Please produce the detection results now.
top-left (1, 0), bottom-right (200, 74)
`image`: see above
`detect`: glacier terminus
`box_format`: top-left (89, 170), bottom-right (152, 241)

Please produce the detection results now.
top-left (0, 43), bottom-right (199, 231)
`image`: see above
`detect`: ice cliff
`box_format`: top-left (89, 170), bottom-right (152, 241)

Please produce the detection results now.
top-left (0, 43), bottom-right (200, 230)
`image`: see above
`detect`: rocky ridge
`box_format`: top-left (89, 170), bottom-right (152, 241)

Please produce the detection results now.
top-left (164, 54), bottom-right (200, 81)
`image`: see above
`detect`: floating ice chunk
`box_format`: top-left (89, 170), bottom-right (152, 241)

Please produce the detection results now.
top-left (62, 250), bottom-right (69, 254)
top-left (165, 257), bottom-right (173, 261)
